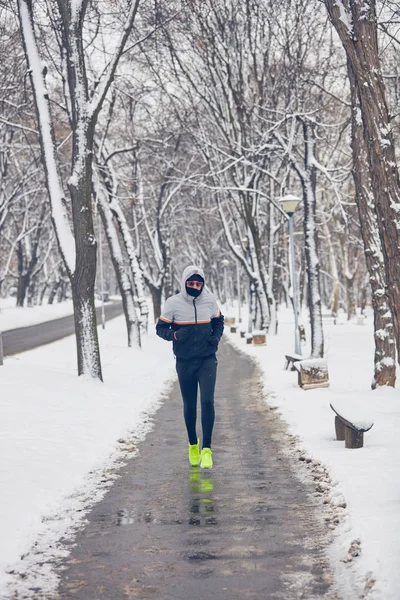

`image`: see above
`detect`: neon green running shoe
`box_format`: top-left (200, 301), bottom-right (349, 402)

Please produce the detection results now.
top-left (200, 448), bottom-right (213, 469)
top-left (188, 439), bottom-right (201, 466)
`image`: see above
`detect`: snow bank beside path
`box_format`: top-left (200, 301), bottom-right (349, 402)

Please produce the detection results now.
top-left (0, 315), bottom-right (176, 598)
top-left (225, 310), bottom-right (400, 600)
top-left (0, 299), bottom-right (75, 331)
top-left (0, 298), bottom-right (111, 332)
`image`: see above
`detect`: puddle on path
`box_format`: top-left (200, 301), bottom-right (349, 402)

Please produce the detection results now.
top-left (188, 467), bottom-right (217, 527)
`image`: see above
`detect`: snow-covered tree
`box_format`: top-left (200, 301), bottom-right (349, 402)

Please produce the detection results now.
top-left (324, 0), bottom-right (400, 375)
top-left (16, 0), bottom-right (141, 378)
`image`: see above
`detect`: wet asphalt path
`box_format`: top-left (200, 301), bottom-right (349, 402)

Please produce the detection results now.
top-left (1, 302), bottom-right (123, 356)
top-left (57, 340), bottom-right (336, 600)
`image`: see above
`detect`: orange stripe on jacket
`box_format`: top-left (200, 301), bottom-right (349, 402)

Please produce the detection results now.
top-left (159, 316), bottom-right (173, 323)
top-left (174, 320), bottom-right (211, 325)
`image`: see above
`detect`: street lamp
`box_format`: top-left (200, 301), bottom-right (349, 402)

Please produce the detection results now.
top-left (280, 194), bottom-right (301, 355)
top-left (221, 259), bottom-right (230, 306)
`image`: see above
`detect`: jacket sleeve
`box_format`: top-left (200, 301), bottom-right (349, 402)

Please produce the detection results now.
top-left (211, 297), bottom-right (224, 340)
top-left (156, 297), bottom-right (175, 342)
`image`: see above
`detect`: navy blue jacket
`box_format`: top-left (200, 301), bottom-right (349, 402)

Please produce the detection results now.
top-left (156, 267), bottom-right (224, 361)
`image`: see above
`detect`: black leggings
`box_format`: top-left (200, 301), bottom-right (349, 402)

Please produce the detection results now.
top-left (176, 356), bottom-right (217, 448)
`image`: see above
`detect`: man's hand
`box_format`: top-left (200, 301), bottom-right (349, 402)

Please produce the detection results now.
top-left (174, 327), bottom-right (190, 341)
top-left (208, 335), bottom-right (219, 350)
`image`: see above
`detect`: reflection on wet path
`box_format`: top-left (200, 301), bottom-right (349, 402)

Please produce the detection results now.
top-left (188, 468), bottom-right (216, 527)
top-left (57, 341), bottom-right (337, 600)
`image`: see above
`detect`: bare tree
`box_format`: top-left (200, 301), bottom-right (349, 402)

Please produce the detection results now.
top-left (324, 0), bottom-right (400, 371)
top-left (348, 64), bottom-right (396, 387)
top-left (16, 0), bottom-right (141, 378)
top-left (274, 118), bottom-right (324, 357)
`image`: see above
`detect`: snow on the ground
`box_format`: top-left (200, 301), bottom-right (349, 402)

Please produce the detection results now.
top-left (1, 300), bottom-right (400, 600)
top-left (225, 306), bottom-right (400, 600)
top-left (0, 298), bottom-right (74, 331)
top-left (0, 307), bottom-right (176, 599)
top-left (0, 297), bottom-right (109, 332)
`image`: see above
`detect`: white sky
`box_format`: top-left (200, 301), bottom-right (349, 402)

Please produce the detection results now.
top-left (0, 301), bottom-right (399, 599)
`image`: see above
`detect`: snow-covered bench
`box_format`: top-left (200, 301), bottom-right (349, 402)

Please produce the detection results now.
top-left (330, 401), bottom-right (374, 449)
top-left (284, 353), bottom-right (303, 371)
top-left (252, 329), bottom-right (267, 345)
top-left (293, 358), bottom-right (329, 390)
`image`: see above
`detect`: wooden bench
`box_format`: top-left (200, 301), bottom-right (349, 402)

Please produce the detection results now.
top-left (330, 402), bottom-right (374, 449)
top-left (293, 358), bottom-right (329, 389)
top-left (252, 330), bottom-right (267, 345)
top-left (284, 353), bottom-right (303, 371)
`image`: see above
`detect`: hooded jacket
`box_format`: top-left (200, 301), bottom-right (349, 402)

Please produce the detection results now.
top-left (156, 265), bottom-right (224, 361)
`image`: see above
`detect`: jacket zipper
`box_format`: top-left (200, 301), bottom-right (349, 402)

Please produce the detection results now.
top-left (193, 298), bottom-right (197, 353)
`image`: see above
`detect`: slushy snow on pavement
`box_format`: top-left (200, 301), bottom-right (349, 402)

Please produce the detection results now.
top-left (0, 306), bottom-right (175, 599)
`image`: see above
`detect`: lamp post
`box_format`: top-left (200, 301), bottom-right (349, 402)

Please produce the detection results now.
top-left (221, 259), bottom-right (229, 306)
top-left (280, 194), bottom-right (301, 355)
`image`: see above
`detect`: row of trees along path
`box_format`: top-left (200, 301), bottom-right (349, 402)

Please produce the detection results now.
top-left (0, 0), bottom-right (397, 389)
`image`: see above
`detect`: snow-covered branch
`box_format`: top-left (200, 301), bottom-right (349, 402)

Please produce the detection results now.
top-left (87, 0), bottom-right (141, 122)
top-left (18, 0), bottom-right (75, 276)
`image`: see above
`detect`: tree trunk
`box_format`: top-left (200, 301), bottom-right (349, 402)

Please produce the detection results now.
top-left (359, 275), bottom-right (369, 315)
top-left (243, 198), bottom-right (271, 331)
top-left (16, 229), bottom-right (42, 308)
top-left (163, 236), bottom-right (174, 300)
top-left (267, 195), bottom-right (277, 334)
top-left (345, 273), bottom-right (356, 321)
top-left (27, 281), bottom-right (36, 307)
top-left (18, 0), bottom-right (102, 379)
top-left (111, 202), bottom-right (149, 331)
top-left (69, 174), bottom-right (102, 378)
top-left (17, 274), bottom-right (29, 307)
top-left (348, 60), bottom-right (396, 387)
top-left (98, 195), bottom-right (140, 348)
top-left (324, 223), bottom-right (340, 319)
top-left (16, 241), bottom-right (29, 307)
top-left (272, 227), bottom-right (285, 311)
top-left (301, 120), bottom-right (324, 358)
top-left (48, 277), bottom-right (60, 304)
top-left (18, 0), bottom-right (141, 379)
top-left (39, 282), bottom-right (48, 305)
top-left (58, 278), bottom-right (69, 302)
top-left (324, 0), bottom-right (400, 367)
top-left (150, 286), bottom-right (162, 322)
top-left (68, 120), bottom-right (102, 378)
top-left (331, 283), bottom-right (340, 320)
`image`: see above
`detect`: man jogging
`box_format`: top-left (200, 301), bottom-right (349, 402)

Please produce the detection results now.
top-left (156, 265), bottom-right (224, 469)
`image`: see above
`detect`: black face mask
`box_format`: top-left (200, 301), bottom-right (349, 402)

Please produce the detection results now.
top-left (186, 284), bottom-right (202, 298)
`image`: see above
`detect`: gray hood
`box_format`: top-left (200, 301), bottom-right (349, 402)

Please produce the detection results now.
top-left (181, 265), bottom-right (205, 299)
